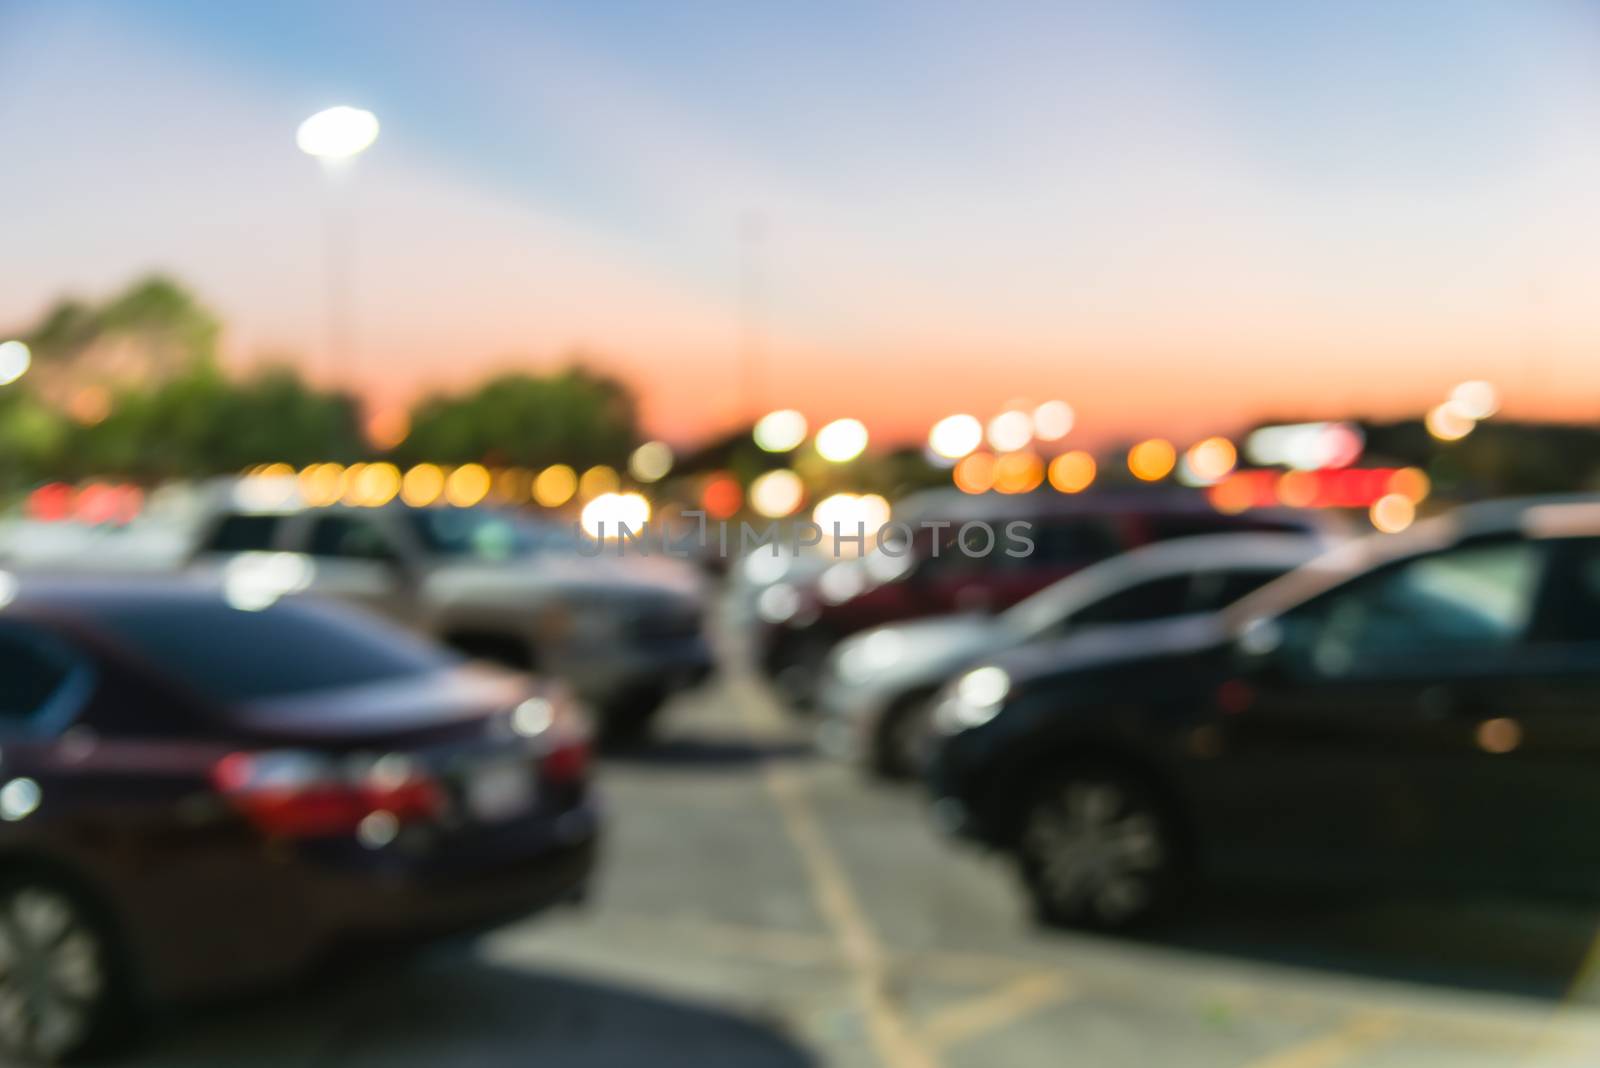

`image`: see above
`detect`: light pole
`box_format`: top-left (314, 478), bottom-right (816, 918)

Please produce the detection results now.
top-left (297, 106), bottom-right (379, 393)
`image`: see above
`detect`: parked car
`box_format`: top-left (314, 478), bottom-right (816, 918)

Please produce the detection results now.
top-left (818, 533), bottom-right (1326, 779)
top-left (756, 490), bottom-right (1338, 708)
top-left (926, 496), bottom-right (1600, 930)
top-left (189, 500), bottom-right (712, 742)
top-left (0, 573), bottom-right (597, 1062)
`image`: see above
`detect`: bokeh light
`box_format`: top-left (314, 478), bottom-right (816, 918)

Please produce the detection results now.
top-left (953, 452), bottom-right (997, 494)
top-left (928, 414), bottom-right (984, 460)
top-left (401, 463), bottom-right (445, 507)
top-left (701, 473), bottom-right (743, 519)
top-left (629, 441), bottom-right (674, 483)
top-left (749, 469), bottom-right (805, 518)
top-left (578, 465), bottom-right (620, 500)
top-left (1451, 380), bottom-right (1500, 421)
top-left (0, 340), bottom-right (31, 386)
top-left (993, 451), bottom-right (1044, 494)
top-left (1370, 492), bottom-right (1416, 533)
top-left (1387, 466), bottom-right (1431, 503)
top-left (1048, 451), bottom-right (1096, 494)
top-left (580, 492), bottom-right (651, 538)
top-left (445, 463), bottom-right (491, 507)
top-left (753, 409), bottom-right (808, 453)
top-left (985, 410), bottom-right (1033, 453)
top-left (1032, 401), bottom-right (1074, 442)
top-left (533, 464), bottom-right (577, 508)
top-left (815, 418), bottom-right (868, 462)
top-left (1425, 402), bottom-right (1474, 442)
top-left (1127, 439), bottom-right (1176, 482)
top-left (1180, 436), bottom-right (1237, 485)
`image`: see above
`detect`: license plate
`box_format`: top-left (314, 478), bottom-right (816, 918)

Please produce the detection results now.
top-left (466, 761), bottom-right (533, 821)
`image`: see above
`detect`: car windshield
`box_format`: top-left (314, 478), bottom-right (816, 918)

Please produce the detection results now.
top-left (403, 508), bottom-right (574, 561)
top-left (91, 597), bottom-right (456, 702)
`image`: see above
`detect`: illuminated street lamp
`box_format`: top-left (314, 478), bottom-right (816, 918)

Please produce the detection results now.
top-left (296, 106), bottom-right (380, 161)
top-left (298, 106), bottom-right (379, 391)
top-left (0, 341), bottom-right (30, 386)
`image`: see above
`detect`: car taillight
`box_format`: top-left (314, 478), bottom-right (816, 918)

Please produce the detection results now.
top-left (539, 737), bottom-right (590, 786)
top-left (211, 750), bottom-right (443, 838)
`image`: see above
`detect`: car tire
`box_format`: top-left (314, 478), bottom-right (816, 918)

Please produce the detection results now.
top-left (1016, 767), bottom-right (1181, 931)
top-left (0, 874), bottom-right (135, 1063)
top-left (869, 694), bottom-right (935, 781)
top-left (596, 685), bottom-right (667, 751)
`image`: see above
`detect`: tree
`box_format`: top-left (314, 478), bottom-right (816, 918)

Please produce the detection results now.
top-left (400, 365), bottom-right (639, 468)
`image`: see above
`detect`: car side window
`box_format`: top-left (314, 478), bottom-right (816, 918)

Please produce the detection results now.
top-left (307, 516), bottom-right (401, 562)
top-left (1189, 568), bottom-right (1281, 613)
top-left (1071, 574), bottom-right (1193, 625)
top-left (201, 513), bottom-right (282, 553)
top-left (1280, 541), bottom-right (1543, 679)
top-left (0, 623), bottom-right (83, 727)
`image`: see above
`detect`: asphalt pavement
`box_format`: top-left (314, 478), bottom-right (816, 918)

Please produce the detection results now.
top-left (122, 672), bottom-right (1600, 1068)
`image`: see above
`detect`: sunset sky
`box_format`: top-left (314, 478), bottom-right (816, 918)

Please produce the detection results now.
top-left (3, 0), bottom-right (1599, 447)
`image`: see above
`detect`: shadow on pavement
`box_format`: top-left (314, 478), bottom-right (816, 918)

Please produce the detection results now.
top-left (604, 735), bottom-right (813, 770)
top-left (124, 945), bottom-right (816, 1067)
top-left (1134, 891), bottom-right (1600, 1001)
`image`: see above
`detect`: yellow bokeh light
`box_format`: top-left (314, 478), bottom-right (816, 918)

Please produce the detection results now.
top-left (993, 451), bottom-right (1044, 494)
top-left (578, 464), bottom-right (621, 500)
top-left (1048, 451), bottom-right (1096, 494)
top-left (953, 453), bottom-right (997, 494)
top-left (445, 463), bottom-right (491, 508)
top-left (346, 462), bottom-right (401, 507)
top-left (1128, 439), bottom-right (1176, 482)
top-left (533, 464), bottom-right (578, 508)
top-left (1388, 466), bottom-right (1431, 503)
top-left (1425, 402), bottom-right (1474, 442)
top-left (1370, 492), bottom-right (1416, 533)
top-left (299, 463), bottom-right (346, 507)
top-left (401, 464), bottom-right (445, 507)
top-left (1184, 437), bottom-right (1237, 483)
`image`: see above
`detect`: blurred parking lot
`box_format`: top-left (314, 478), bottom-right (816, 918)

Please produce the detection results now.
top-left (105, 668), bottom-right (1600, 1068)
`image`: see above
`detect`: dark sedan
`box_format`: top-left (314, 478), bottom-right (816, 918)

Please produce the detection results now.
top-left (927, 496), bottom-right (1600, 931)
top-left (0, 574), bottom-right (598, 1062)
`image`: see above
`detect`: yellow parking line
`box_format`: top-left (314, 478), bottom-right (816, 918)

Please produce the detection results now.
top-left (760, 759), bottom-right (941, 1068)
top-left (1241, 1012), bottom-right (1397, 1068)
top-left (922, 971), bottom-right (1076, 1050)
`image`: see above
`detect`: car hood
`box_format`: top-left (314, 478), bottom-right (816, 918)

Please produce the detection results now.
top-left (830, 615), bottom-right (1010, 691)
top-left (983, 613), bottom-right (1230, 689)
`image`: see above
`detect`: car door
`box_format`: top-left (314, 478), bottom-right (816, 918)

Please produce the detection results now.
top-left (1452, 535), bottom-right (1600, 895)
top-left (1191, 538), bottom-right (1550, 891)
top-left (293, 512), bottom-right (417, 621)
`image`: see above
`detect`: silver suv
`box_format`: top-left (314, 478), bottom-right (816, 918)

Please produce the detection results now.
top-left (189, 502), bottom-right (712, 742)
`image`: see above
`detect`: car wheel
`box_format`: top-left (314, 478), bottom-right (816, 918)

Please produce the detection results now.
top-left (1017, 769), bottom-right (1180, 931)
top-left (870, 694), bottom-right (934, 781)
top-left (0, 877), bottom-right (131, 1063)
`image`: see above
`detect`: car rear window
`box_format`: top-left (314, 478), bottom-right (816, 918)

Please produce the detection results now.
top-left (90, 598), bottom-right (456, 702)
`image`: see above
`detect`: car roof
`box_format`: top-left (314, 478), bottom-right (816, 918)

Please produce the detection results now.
top-left (890, 487), bottom-right (1333, 530)
top-left (1, 572), bottom-right (240, 618)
